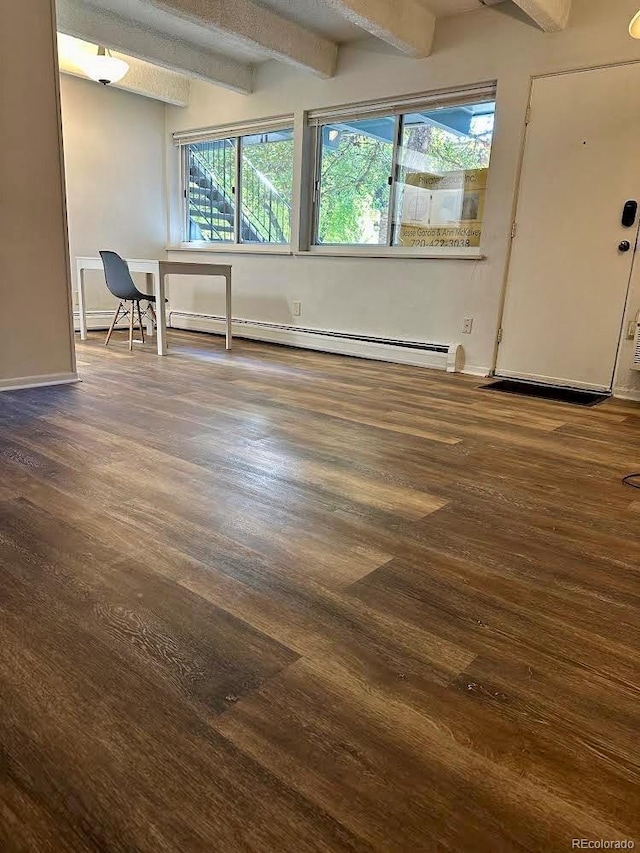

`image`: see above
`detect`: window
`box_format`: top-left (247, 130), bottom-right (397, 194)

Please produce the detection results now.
top-left (316, 117), bottom-right (395, 245)
top-left (176, 89), bottom-right (496, 254)
top-left (186, 137), bottom-right (237, 243)
top-left (183, 125), bottom-right (294, 245)
top-left (311, 94), bottom-right (495, 250)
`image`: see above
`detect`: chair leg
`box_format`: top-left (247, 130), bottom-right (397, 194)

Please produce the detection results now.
top-left (146, 302), bottom-right (157, 329)
top-left (104, 302), bottom-right (123, 346)
top-left (136, 301), bottom-right (145, 344)
top-left (128, 301), bottom-right (135, 351)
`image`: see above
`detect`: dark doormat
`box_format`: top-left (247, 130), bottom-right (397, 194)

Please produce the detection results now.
top-left (481, 379), bottom-right (609, 407)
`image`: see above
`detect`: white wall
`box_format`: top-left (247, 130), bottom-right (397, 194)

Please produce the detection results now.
top-left (615, 258), bottom-right (640, 399)
top-left (61, 74), bottom-right (167, 315)
top-left (164, 0), bottom-right (640, 395)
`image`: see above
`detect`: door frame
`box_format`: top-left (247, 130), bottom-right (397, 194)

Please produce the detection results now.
top-left (490, 60), bottom-right (640, 390)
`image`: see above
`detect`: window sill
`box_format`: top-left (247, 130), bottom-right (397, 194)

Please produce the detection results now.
top-left (301, 246), bottom-right (486, 261)
top-left (167, 243), bottom-right (293, 255)
top-left (166, 244), bottom-right (486, 261)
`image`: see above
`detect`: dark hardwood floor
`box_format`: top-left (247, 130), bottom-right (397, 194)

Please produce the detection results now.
top-left (1, 329), bottom-right (639, 852)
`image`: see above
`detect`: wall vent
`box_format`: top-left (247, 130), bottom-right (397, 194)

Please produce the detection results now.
top-left (633, 321), bottom-right (640, 371)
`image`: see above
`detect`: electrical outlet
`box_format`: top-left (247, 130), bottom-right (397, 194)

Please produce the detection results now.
top-left (628, 320), bottom-right (637, 340)
top-left (462, 317), bottom-right (473, 334)
top-left (293, 301), bottom-right (301, 317)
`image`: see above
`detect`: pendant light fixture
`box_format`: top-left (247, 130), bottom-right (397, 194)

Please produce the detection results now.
top-left (80, 45), bottom-right (129, 85)
top-left (630, 10), bottom-right (640, 38)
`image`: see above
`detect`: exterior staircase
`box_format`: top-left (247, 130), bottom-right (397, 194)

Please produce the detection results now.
top-left (188, 140), bottom-right (290, 244)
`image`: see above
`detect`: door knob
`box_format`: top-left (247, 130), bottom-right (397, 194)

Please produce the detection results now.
top-left (619, 240), bottom-right (631, 252)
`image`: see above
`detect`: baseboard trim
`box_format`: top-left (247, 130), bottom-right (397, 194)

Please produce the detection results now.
top-left (168, 311), bottom-right (463, 372)
top-left (461, 364), bottom-right (491, 378)
top-left (495, 369), bottom-right (610, 393)
top-left (0, 372), bottom-right (80, 393)
top-left (613, 387), bottom-right (640, 402)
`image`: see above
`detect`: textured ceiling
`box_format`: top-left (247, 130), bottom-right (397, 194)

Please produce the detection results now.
top-left (251, 0), bottom-right (503, 43)
top-left (79, 0), bottom-right (506, 69)
top-left (92, 0), bottom-right (269, 62)
top-left (422, 0), bottom-right (502, 16)
top-left (250, 0), bottom-right (364, 42)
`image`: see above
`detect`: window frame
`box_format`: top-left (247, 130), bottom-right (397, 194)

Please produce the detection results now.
top-left (178, 117), bottom-right (296, 249)
top-left (308, 85), bottom-right (497, 256)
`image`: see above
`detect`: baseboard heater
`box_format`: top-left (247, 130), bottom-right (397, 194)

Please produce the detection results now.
top-left (73, 310), bottom-right (128, 330)
top-left (168, 311), bottom-right (463, 372)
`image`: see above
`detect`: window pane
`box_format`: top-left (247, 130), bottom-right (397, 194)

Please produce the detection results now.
top-left (240, 129), bottom-right (294, 244)
top-left (186, 139), bottom-right (236, 242)
top-left (392, 101), bottom-right (495, 249)
top-left (316, 117), bottom-right (395, 245)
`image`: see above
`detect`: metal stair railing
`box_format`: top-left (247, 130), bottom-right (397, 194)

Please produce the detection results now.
top-left (188, 143), bottom-right (236, 241)
top-left (240, 155), bottom-right (290, 243)
top-left (187, 141), bottom-right (291, 244)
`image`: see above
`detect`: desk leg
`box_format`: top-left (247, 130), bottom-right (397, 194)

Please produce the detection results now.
top-left (225, 273), bottom-right (232, 351)
top-left (145, 273), bottom-right (154, 338)
top-left (154, 272), bottom-right (168, 356)
top-left (78, 268), bottom-right (88, 340)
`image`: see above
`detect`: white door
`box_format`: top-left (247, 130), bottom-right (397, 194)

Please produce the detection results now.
top-left (496, 64), bottom-right (640, 391)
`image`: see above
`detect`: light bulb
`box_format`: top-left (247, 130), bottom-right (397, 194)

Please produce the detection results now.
top-left (80, 47), bottom-right (129, 85)
top-left (630, 10), bottom-right (640, 38)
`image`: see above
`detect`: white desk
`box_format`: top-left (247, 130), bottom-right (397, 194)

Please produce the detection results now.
top-left (75, 257), bottom-right (232, 355)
